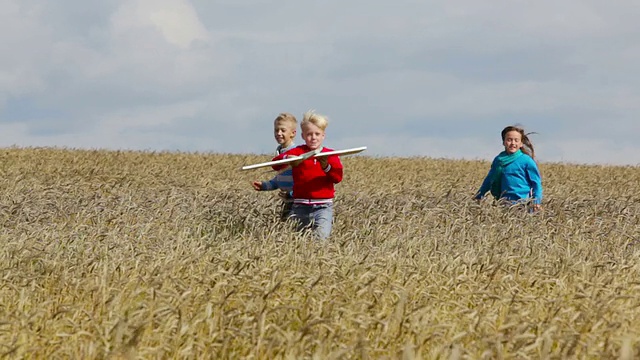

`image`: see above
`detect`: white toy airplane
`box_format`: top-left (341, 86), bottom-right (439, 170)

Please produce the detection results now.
top-left (241, 146), bottom-right (367, 171)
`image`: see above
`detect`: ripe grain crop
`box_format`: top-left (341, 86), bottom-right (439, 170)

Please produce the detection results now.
top-left (0, 147), bottom-right (639, 359)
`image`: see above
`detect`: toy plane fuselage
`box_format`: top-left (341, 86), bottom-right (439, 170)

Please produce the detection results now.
top-left (241, 146), bottom-right (367, 171)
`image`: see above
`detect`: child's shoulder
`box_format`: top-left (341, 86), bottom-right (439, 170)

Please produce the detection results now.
top-left (491, 152), bottom-right (504, 163)
top-left (279, 143), bottom-right (297, 152)
top-left (515, 153), bottom-right (539, 168)
top-left (519, 153), bottom-right (536, 162)
top-left (284, 145), bottom-right (307, 155)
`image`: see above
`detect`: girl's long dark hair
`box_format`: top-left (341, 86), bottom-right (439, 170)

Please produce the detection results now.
top-left (501, 125), bottom-right (536, 160)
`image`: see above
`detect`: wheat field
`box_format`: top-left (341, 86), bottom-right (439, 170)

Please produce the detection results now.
top-left (0, 147), bottom-right (638, 359)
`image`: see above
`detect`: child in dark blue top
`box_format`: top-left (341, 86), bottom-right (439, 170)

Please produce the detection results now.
top-left (475, 126), bottom-right (543, 211)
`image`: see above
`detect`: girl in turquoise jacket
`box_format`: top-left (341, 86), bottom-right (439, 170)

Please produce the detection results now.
top-left (475, 126), bottom-right (543, 211)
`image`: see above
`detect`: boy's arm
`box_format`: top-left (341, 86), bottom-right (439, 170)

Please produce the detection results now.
top-left (320, 156), bottom-right (343, 184)
top-left (526, 159), bottom-right (543, 204)
top-left (271, 152), bottom-right (287, 171)
top-left (261, 176), bottom-right (279, 191)
top-left (475, 159), bottom-right (497, 199)
top-left (271, 148), bottom-right (301, 171)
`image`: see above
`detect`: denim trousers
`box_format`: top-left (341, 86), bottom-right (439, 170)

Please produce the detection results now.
top-left (290, 203), bottom-right (333, 240)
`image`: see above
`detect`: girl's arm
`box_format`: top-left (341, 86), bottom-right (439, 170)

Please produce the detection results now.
top-left (526, 159), bottom-right (543, 204)
top-left (475, 159), bottom-right (497, 199)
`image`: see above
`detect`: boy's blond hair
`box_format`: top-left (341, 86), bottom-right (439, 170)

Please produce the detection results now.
top-left (301, 110), bottom-right (329, 131)
top-left (274, 113), bottom-right (297, 129)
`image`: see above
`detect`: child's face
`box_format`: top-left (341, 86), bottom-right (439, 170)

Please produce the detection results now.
top-left (301, 122), bottom-right (325, 150)
top-left (273, 120), bottom-right (296, 146)
top-left (503, 130), bottom-right (523, 154)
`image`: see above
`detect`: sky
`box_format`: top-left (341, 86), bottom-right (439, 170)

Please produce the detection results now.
top-left (1, 0), bottom-right (639, 165)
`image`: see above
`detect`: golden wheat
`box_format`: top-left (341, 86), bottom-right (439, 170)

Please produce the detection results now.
top-left (0, 147), bottom-right (638, 359)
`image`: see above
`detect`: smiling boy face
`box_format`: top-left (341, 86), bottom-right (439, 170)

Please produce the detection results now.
top-left (273, 120), bottom-right (296, 147)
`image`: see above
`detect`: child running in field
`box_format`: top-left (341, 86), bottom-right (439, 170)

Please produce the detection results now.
top-left (475, 125), bottom-right (543, 211)
top-left (271, 110), bottom-right (343, 240)
top-left (251, 113), bottom-right (297, 221)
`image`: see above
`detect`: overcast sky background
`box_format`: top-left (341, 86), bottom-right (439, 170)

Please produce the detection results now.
top-left (1, 0), bottom-right (639, 165)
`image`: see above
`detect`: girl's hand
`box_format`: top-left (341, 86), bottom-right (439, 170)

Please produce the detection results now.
top-left (531, 204), bottom-right (542, 212)
top-left (251, 181), bottom-right (262, 191)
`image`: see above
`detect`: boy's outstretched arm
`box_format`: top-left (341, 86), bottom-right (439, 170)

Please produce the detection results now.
top-left (251, 178), bottom-right (278, 191)
top-left (251, 181), bottom-right (262, 191)
top-left (262, 175), bottom-right (280, 191)
top-left (271, 150), bottom-right (301, 171)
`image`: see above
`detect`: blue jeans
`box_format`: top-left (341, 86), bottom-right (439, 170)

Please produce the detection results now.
top-left (290, 203), bottom-right (333, 240)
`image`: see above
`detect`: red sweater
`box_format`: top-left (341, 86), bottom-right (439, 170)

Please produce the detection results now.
top-left (272, 145), bottom-right (343, 200)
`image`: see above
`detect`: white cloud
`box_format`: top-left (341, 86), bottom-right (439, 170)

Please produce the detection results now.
top-left (0, 2), bottom-right (48, 99)
top-left (1, 0), bottom-right (639, 165)
top-left (111, 0), bottom-right (209, 48)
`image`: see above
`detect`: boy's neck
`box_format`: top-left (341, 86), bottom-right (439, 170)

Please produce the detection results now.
top-left (280, 141), bottom-right (294, 149)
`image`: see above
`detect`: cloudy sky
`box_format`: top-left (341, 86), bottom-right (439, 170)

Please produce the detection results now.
top-left (1, 0), bottom-right (639, 165)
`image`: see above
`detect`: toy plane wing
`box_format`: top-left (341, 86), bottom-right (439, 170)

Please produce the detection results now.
top-left (241, 146), bottom-right (366, 171)
top-left (240, 148), bottom-right (321, 171)
top-left (313, 146), bottom-right (367, 158)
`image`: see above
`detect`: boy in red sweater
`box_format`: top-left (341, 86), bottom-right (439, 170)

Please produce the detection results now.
top-left (271, 110), bottom-right (343, 240)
